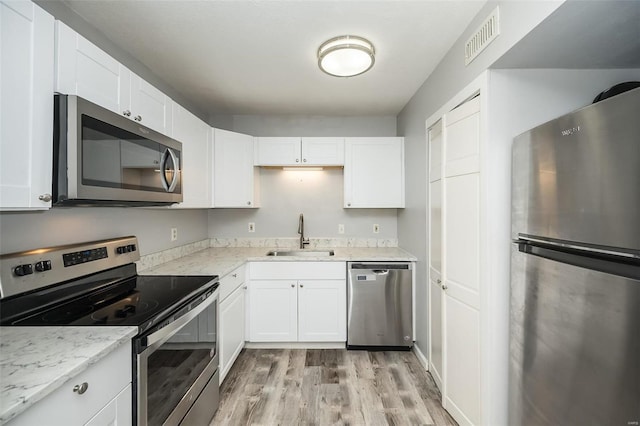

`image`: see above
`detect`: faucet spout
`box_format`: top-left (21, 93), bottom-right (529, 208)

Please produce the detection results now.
top-left (298, 213), bottom-right (310, 249)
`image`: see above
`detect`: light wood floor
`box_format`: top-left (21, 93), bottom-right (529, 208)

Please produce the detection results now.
top-left (211, 349), bottom-right (457, 425)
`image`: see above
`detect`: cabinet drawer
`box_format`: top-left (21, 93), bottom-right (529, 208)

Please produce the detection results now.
top-left (250, 262), bottom-right (346, 280)
top-left (9, 342), bottom-right (131, 426)
top-left (219, 265), bottom-right (246, 302)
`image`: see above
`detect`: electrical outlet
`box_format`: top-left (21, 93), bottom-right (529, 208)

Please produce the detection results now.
top-left (248, 222), bottom-right (255, 233)
top-left (338, 224), bottom-right (345, 234)
top-left (373, 224), bottom-right (380, 234)
top-left (171, 228), bottom-right (178, 241)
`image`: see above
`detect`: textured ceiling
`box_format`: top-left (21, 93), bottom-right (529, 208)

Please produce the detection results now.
top-left (61, 0), bottom-right (487, 116)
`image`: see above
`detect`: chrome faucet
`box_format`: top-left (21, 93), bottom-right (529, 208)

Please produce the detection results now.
top-left (298, 213), bottom-right (310, 249)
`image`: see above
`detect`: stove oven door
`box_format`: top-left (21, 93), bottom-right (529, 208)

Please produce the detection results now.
top-left (135, 290), bottom-right (219, 426)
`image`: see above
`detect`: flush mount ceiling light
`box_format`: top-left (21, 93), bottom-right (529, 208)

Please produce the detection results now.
top-left (317, 35), bottom-right (375, 77)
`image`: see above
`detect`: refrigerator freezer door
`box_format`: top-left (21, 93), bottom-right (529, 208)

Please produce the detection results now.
top-left (512, 88), bottom-right (640, 251)
top-left (509, 247), bottom-right (640, 425)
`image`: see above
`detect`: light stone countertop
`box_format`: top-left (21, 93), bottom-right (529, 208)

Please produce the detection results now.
top-left (139, 246), bottom-right (417, 277)
top-left (0, 326), bottom-right (137, 425)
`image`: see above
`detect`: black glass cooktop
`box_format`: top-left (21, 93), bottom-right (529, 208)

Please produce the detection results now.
top-left (1, 265), bottom-right (217, 333)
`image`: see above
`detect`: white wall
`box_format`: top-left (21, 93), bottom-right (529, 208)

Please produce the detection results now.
top-left (0, 208), bottom-right (208, 255)
top-left (396, 0), bottom-right (564, 371)
top-left (209, 168), bottom-right (397, 239)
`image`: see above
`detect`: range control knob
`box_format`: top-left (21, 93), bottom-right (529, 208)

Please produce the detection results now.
top-left (14, 264), bottom-right (34, 276)
top-left (34, 260), bottom-right (52, 272)
top-left (128, 244), bottom-right (137, 252)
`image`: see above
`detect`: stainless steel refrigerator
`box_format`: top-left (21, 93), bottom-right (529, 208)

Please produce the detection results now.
top-left (509, 87), bottom-right (640, 425)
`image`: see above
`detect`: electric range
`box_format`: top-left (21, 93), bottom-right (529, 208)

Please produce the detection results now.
top-left (0, 236), bottom-right (220, 426)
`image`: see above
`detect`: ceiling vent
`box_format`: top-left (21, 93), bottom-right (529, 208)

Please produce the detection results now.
top-left (465, 7), bottom-right (500, 66)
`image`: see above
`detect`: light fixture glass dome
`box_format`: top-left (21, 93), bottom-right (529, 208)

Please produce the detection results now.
top-left (318, 35), bottom-right (375, 77)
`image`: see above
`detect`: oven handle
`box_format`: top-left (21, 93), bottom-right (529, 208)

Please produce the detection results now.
top-left (141, 289), bottom-right (218, 351)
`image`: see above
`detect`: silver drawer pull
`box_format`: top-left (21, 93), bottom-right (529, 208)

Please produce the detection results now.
top-left (232, 273), bottom-right (237, 278)
top-left (73, 382), bottom-right (89, 395)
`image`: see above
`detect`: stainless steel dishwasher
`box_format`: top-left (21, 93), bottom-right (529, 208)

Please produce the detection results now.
top-left (347, 262), bottom-right (413, 350)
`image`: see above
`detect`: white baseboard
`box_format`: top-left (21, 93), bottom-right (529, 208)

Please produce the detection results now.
top-left (244, 342), bottom-right (346, 350)
top-left (412, 343), bottom-right (428, 369)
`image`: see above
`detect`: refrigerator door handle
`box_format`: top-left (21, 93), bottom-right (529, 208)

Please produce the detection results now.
top-left (517, 235), bottom-right (640, 260)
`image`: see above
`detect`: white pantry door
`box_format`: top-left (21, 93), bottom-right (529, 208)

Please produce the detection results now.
top-left (428, 119), bottom-right (444, 390)
top-left (442, 96), bottom-right (481, 426)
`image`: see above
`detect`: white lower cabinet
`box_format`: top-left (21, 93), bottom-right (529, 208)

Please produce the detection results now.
top-left (248, 262), bottom-right (346, 343)
top-left (218, 265), bottom-right (247, 384)
top-left (8, 342), bottom-right (132, 426)
top-left (219, 283), bottom-right (246, 383)
top-left (249, 280), bottom-right (298, 342)
top-left (84, 384), bottom-right (132, 426)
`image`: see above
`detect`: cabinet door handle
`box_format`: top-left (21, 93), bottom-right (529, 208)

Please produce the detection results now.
top-left (122, 110), bottom-right (131, 117)
top-left (134, 115), bottom-right (142, 122)
top-left (303, 158), bottom-right (307, 163)
top-left (296, 158), bottom-right (300, 163)
top-left (73, 382), bottom-right (89, 395)
top-left (437, 279), bottom-right (441, 284)
top-left (347, 202), bottom-right (351, 207)
top-left (232, 273), bottom-right (237, 278)
top-left (299, 284), bottom-right (304, 288)
top-left (247, 201), bottom-right (251, 206)
top-left (291, 284), bottom-right (295, 288)
top-left (38, 193), bottom-right (52, 202)
top-left (441, 284), bottom-right (448, 290)
top-left (243, 285), bottom-right (248, 289)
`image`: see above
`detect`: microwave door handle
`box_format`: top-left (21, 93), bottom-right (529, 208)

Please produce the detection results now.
top-left (160, 148), bottom-right (179, 193)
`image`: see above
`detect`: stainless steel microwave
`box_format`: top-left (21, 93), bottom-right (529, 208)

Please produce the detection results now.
top-left (53, 94), bottom-right (182, 206)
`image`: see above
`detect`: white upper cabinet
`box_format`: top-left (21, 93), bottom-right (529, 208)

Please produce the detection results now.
top-left (254, 137), bottom-right (344, 166)
top-left (213, 128), bottom-right (260, 208)
top-left (55, 21), bottom-right (130, 117)
top-left (0, 1), bottom-right (54, 210)
top-left (301, 137), bottom-right (344, 165)
top-left (55, 22), bottom-right (172, 136)
top-left (129, 73), bottom-right (173, 135)
top-left (254, 137), bottom-right (300, 165)
top-left (344, 137), bottom-right (405, 208)
top-left (171, 103), bottom-right (211, 208)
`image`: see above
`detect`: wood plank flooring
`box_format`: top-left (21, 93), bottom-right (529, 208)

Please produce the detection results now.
top-left (211, 349), bottom-right (457, 425)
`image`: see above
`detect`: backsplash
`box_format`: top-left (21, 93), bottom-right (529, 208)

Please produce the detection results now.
top-left (209, 237), bottom-right (398, 248)
top-left (137, 239), bottom-right (210, 271)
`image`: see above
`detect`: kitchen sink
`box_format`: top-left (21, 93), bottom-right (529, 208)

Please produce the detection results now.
top-left (266, 250), bottom-right (335, 257)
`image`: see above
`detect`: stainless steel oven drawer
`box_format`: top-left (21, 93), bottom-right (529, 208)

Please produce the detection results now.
top-left (180, 369), bottom-right (220, 425)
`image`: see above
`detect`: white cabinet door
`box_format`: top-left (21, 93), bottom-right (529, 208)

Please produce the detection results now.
top-left (55, 21), bottom-right (130, 117)
top-left (219, 284), bottom-right (246, 383)
top-left (213, 128), bottom-right (259, 208)
top-left (1, 1), bottom-right (54, 211)
top-left (129, 73), bottom-right (172, 135)
top-left (254, 137), bottom-right (301, 165)
top-left (171, 103), bottom-right (211, 208)
top-left (344, 137), bottom-right (405, 208)
top-left (297, 279), bottom-right (346, 342)
top-left (84, 383), bottom-right (132, 426)
top-left (442, 97), bottom-right (481, 426)
top-left (248, 280), bottom-right (297, 342)
top-left (429, 121), bottom-right (443, 182)
top-left (300, 137), bottom-right (344, 166)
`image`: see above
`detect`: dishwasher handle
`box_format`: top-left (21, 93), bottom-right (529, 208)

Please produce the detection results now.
top-left (372, 270), bottom-right (389, 275)
top-left (350, 263), bottom-right (411, 270)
